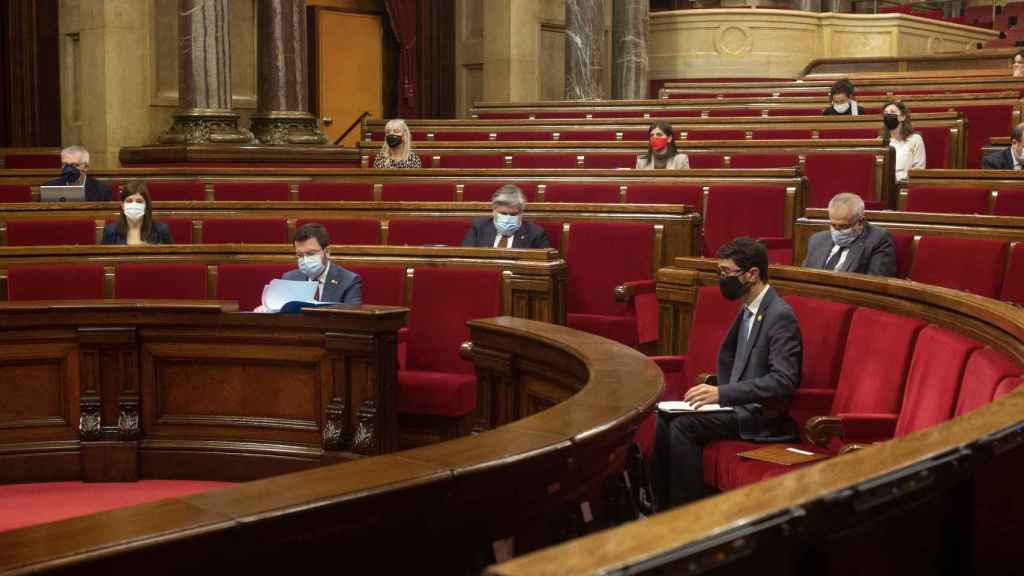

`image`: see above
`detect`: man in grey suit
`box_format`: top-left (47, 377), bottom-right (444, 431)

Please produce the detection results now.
top-left (803, 193), bottom-right (897, 277)
top-left (282, 223), bottom-right (362, 305)
top-left (461, 185), bottom-right (550, 249)
top-left (654, 237), bottom-right (803, 508)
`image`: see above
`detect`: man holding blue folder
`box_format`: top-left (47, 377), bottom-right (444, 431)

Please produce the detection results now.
top-left (282, 223), bottom-right (362, 305)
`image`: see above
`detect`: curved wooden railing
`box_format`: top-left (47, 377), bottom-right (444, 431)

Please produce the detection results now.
top-left (0, 316), bottom-right (663, 574)
top-left (799, 48), bottom-right (1017, 78)
top-left (488, 259), bottom-right (1024, 575)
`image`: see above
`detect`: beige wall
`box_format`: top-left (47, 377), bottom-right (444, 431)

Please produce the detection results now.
top-left (650, 9), bottom-right (999, 80)
top-left (58, 0), bottom-right (259, 168)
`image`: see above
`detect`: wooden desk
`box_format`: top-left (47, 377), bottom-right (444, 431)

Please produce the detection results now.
top-left (0, 301), bottom-right (406, 483)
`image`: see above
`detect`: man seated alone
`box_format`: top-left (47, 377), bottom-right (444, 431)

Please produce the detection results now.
top-left (802, 192), bottom-right (896, 277)
top-left (282, 222), bottom-right (362, 304)
top-left (654, 237), bottom-right (802, 508)
top-left (44, 145), bottom-right (113, 202)
top-left (462, 184), bottom-right (550, 249)
top-left (982, 123), bottom-right (1024, 170)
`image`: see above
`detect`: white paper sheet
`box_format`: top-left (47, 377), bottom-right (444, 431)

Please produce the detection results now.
top-left (657, 401), bottom-right (734, 414)
top-left (260, 279), bottom-right (318, 312)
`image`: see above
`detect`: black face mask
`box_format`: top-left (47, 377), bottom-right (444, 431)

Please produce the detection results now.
top-left (386, 134), bottom-right (403, 148)
top-left (883, 114), bottom-right (900, 131)
top-left (719, 274), bottom-right (751, 301)
top-left (61, 163), bottom-right (81, 182)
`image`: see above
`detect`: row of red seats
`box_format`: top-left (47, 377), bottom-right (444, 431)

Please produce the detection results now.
top-left (643, 286), bottom-right (1021, 491)
top-left (903, 185), bottom-right (1024, 215)
top-left (663, 86), bottom-right (1009, 100)
top-left (375, 126), bottom-right (891, 142)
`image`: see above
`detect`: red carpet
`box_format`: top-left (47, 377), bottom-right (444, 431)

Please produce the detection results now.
top-left (0, 480), bottom-right (233, 533)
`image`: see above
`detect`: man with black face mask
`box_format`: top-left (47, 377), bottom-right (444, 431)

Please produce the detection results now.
top-left (803, 193), bottom-right (896, 276)
top-left (44, 146), bottom-right (113, 201)
top-left (653, 236), bottom-right (802, 508)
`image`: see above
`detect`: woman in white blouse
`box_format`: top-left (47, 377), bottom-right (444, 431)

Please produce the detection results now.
top-left (882, 100), bottom-right (925, 182)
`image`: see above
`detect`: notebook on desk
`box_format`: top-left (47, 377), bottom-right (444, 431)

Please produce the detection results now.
top-left (737, 445), bottom-right (830, 466)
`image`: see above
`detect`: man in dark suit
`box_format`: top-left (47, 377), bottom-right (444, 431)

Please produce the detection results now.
top-left (281, 223), bottom-right (362, 305)
top-left (803, 193), bottom-right (897, 277)
top-left (462, 184), bottom-right (550, 249)
top-left (44, 146), bottom-right (113, 202)
top-left (654, 236), bottom-right (802, 508)
top-left (982, 123), bottom-right (1023, 170)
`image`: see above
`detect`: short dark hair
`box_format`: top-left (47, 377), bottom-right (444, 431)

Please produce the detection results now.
top-left (830, 79), bottom-right (854, 98)
top-left (294, 222), bottom-right (330, 249)
top-left (1013, 123), bottom-right (1023, 143)
top-left (716, 236), bottom-right (769, 282)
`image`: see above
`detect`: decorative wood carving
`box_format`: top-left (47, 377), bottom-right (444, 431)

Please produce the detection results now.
top-left (351, 400), bottom-right (378, 455)
top-left (118, 400), bottom-right (140, 440)
top-left (79, 398), bottom-right (102, 441)
top-left (322, 401), bottom-right (346, 451)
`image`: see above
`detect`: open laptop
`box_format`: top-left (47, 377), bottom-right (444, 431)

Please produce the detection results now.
top-left (39, 185), bottom-right (86, 202)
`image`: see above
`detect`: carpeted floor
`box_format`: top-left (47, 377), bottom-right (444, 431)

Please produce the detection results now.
top-left (0, 480), bottom-right (234, 533)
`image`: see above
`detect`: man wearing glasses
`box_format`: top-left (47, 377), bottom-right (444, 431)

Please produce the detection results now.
top-left (803, 193), bottom-right (896, 276)
top-left (282, 223), bottom-right (362, 304)
top-left (654, 237), bottom-right (803, 508)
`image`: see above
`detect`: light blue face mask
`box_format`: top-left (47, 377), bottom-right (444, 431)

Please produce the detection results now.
top-left (494, 213), bottom-right (522, 236)
top-left (830, 226), bottom-right (860, 248)
top-left (298, 254), bottom-right (325, 279)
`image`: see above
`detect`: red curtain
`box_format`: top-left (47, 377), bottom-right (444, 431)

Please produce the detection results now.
top-left (385, 0), bottom-right (418, 119)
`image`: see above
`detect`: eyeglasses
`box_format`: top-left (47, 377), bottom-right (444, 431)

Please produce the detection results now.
top-left (718, 266), bottom-right (747, 278)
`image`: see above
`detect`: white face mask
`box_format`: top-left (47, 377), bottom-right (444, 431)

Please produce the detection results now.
top-left (832, 101), bottom-right (850, 114)
top-left (123, 202), bottom-right (146, 222)
top-left (298, 254), bottom-right (325, 279)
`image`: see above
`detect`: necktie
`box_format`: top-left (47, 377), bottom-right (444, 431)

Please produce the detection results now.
top-left (825, 246), bottom-right (845, 271)
top-left (314, 281), bottom-right (321, 301)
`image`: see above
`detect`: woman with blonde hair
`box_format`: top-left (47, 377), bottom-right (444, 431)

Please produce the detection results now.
top-left (373, 119), bottom-right (422, 168)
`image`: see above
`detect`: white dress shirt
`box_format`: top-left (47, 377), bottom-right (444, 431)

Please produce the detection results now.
top-left (743, 284), bottom-right (770, 339)
top-left (825, 244), bottom-right (850, 271)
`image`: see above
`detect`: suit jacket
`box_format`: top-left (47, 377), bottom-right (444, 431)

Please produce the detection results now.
top-left (44, 175), bottom-right (113, 202)
top-left (462, 217), bottom-right (550, 249)
top-left (802, 221), bottom-right (897, 277)
top-left (101, 221), bottom-right (175, 245)
top-left (635, 152), bottom-right (689, 170)
top-left (982, 147), bottom-right (1016, 170)
top-left (282, 263), bottom-right (362, 304)
top-left (716, 287), bottom-right (803, 441)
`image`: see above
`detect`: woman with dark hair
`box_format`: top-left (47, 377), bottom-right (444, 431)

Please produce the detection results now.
top-left (636, 122), bottom-right (690, 170)
top-left (822, 79), bottom-right (859, 116)
top-left (882, 100), bottom-right (926, 182)
top-left (101, 182), bottom-right (174, 245)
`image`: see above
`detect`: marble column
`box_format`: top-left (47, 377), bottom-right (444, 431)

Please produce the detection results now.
top-left (790, 0), bottom-right (822, 11)
top-left (565, 0), bottom-right (606, 100)
top-left (158, 0), bottom-right (253, 144)
top-left (612, 0), bottom-right (648, 100)
top-left (251, 0), bottom-right (326, 145)
top-left (822, 0), bottom-right (851, 12)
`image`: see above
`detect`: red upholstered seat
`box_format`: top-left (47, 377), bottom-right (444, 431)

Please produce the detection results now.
top-left (751, 129), bottom-right (812, 140)
top-left (708, 109), bottom-right (761, 117)
top-left (915, 126), bottom-right (951, 169)
top-left (894, 326), bottom-right (981, 437)
top-left (432, 131), bottom-right (489, 141)
top-left (625, 184), bottom-right (702, 206)
top-left (994, 377), bottom-right (1023, 400)
top-left (910, 236), bottom-right (1007, 298)
top-left (475, 112), bottom-right (529, 119)
top-left (145, 181), bottom-right (205, 201)
top-left (511, 154), bottom-right (578, 169)
top-left (202, 219), bottom-right (289, 244)
top-left (4, 154), bottom-right (60, 169)
top-left (438, 154), bottom-right (504, 168)
top-left (890, 232), bottom-right (915, 278)
top-left (768, 108), bottom-right (820, 116)
top-left (961, 105), bottom-right (1014, 168)
top-left (818, 128), bottom-right (880, 139)
top-left (114, 264), bottom-right (207, 299)
top-left (297, 182), bottom-right (373, 201)
top-left (344, 265), bottom-right (406, 306)
top-left (544, 183), bottom-right (620, 203)
top-left (460, 182), bottom-right (537, 202)
top-left (296, 218), bottom-right (380, 245)
top-left (8, 265), bottom-right (105, 300)
top-left (532, 220), bottom-right (563, 252)
top-left (1002, 243), bottom-right (1024, 305)
top-left (380, 182), bottom-right (456, 202)
top-left (905, 186), bottom-right (990, 214)
top-left (399, 267), bottom-right (503, 417)
top-left (0, 185), bottom-right (32, 202)
top-left (534, 111), bottom-right (587, 119)
top-left (213, 182), bottom-right (290, 202)
top-left (784, 296), bottom-right (856, 428)
top-left (729, 154), bottom-right (799, 169)
top-left (804, 152), bottom-right (878, 207)
top-left (161, 218), bottom-right (192, 244)
top-left (584, 153), bottom-right (637, 169)
top-left (956, 348), bottom-right (1022, 416)
top-left (621, 129), bottom-right (650, 140)
top-left (558, 130), bottom-right (617, 141)
top-left (7, 219), bottom-right (95, 246)
top-left (649, 109), bottom-right (701, 118)
top-left (993, 188), bottom-right (1024, 217)
top-left (686, 129), bottom-right (745, 140)
top-left (387, 218), bottom-right (470, 246)
top-left (702, 185), bottom-right (789, 259)
top-left (688, 153), bottom-right (724, 169)
top-left (566, 221), bottom-right (655, 347)
top-left (215, 263), bottom-right (293, 310)
top-left (495, 130), bottom-right (552, 141)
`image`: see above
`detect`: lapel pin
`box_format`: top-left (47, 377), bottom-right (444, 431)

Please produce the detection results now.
top-left (330, 279), bottom-right (338, 285)
top-left (756, 315), bottom-right (763, 321)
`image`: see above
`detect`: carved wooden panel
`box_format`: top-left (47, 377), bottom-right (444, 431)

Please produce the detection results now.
top-left (0, 341), bottom-right (78, 443)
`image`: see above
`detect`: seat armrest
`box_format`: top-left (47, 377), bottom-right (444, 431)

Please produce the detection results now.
top-left (805, 413), bottom-right (899, 449)
top-left (649, 355), bottom-right (686, 373)
top-left (614, 279), bottom-right (657, 303)
top-left (695, 373), bottom-right (717, 386)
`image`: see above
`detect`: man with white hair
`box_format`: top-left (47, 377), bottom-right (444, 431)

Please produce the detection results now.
top-left (44, 145), bottom-right (113, 201)
top-left (802, 192), bottom-right (896, 276)
top-left (462, 184), bottom-right (550, 249)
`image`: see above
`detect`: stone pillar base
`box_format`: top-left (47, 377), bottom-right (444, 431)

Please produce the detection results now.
top-left (158, 109), bottom-right (255, 145)
top-left (251, 111), bottom-right (328, 145)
